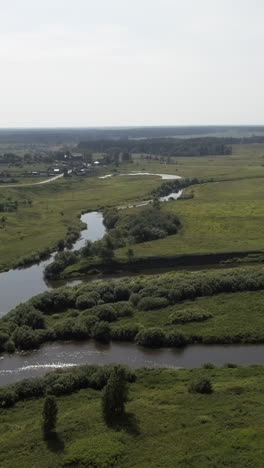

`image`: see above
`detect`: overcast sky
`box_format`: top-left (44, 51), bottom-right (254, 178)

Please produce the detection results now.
top-left (1, 0), bottom-right (264, 127)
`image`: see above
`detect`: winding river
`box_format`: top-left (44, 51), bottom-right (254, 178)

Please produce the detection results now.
top-left (0, 172), bottom-right (181, 315)
top-left (0, 172), bottom-right (262, 385)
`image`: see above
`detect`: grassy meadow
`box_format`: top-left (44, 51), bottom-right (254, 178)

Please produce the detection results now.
top-left (1, 143), bottom-right (264, 270)
top-left (1, 366), bottom-right (264, 467)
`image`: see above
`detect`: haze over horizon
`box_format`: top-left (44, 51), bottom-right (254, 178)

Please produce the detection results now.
top-left (1, 0), bottom-right (264, 128)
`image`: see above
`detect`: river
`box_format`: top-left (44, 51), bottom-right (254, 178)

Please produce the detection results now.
top-left (0, 211), bottom-right (105, 315)
top-left (1, 341), bottom-right (264, 385)
top-left (0, 172), bottom-right (181, 315)
top-left (1, 172), bottom-right (262, 385)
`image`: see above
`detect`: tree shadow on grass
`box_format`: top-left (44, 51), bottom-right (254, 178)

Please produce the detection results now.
top-left (44, 431), bottom-right (65, 453)
top-left (107, 412), bottom-right (140, 436)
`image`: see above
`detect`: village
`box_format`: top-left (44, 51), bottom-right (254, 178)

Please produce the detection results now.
top-left (0, 152), bottom-right (102, 180)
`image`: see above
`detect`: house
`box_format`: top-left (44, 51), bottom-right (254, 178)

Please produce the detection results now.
top-left (93, 161), bottom-right (100, 165)
top-left (71, 152), bottom-right (84, 161)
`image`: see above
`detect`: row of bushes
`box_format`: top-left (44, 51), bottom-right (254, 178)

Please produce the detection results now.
top-left (0, 364), bottom-right (136, 408)
top-left (3, 267), bottom-right (264, 351)
top-left (151, 177), bottom-right (201, 198)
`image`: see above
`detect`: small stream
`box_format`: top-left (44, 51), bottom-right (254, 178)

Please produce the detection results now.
top-left (1, 341), bottom-right (264, 385)
top-left (0, 211), bottom-right (105, 316)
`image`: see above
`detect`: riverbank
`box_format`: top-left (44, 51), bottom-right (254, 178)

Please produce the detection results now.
top-left (2, 267), bottom-right (264, 357)
top-left (61, 249), bottom-right (264, 279)
top-left (1, 364), bottom-right (264, 467)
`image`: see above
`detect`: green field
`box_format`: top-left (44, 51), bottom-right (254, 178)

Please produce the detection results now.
top-left (118, 176), bottom-right (264, 258)
top-left (0, 175), bottom-right (161, 271)
top-left (1, 366), bottom-right (264, 467)
top-left (2, 144), bottom-right (264, 271)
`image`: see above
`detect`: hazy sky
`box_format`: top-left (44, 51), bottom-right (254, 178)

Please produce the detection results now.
top-left (1, 0), bottom-right (264, 127)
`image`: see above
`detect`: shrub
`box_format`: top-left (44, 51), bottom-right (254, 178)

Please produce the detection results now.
top-left (13, 326), bottom-right (41, 350)
top-left (5, 340), bottom-right (15, 353)
top-left (135, 328), bottom-right (166, 347)
top-left (8, 304), bottom-right (45, 329)
top-left (202, 362), bottom-right (216, 369)
top-left (111, 325), bottom-right (139, 341)
top-left (54, 320), bottom-right (75, 340)
top-left (137, 296), bottom-right (169, 311)
top-left (92, 321), bottom-right (111, 342)
top-left (166, 331), bottom-right (187, 347)
top-left (95, 305), bottom-right (117, 322)
top-left (0, 332), bottom-right (9, 351)
top-left (31, 290), bottom-right (72, 313)
top-left (0, 388), bottom-right (16, 407)
top-left (101, 291), bottom-right (115, 303)
top-left (75, 294), bottom-right (96, 310)
top-left (129, 293), bottom-right (140, 306)
top-left (114, 285), bottom-right (131, 301)
top-left (188, 377), bottom-right (213, 394)
top-left (169, 309), bottom-right (212, 325)
top-left (224, 362), bottom-right (238, 368)
top-left (115, 302), bottom-right (134, 318)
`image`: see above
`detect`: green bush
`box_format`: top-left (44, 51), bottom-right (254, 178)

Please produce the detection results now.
top-left (188, 377), bottom-right (213, 394)
top-left (13, 326), bottom-right (41, 350)
top-left (115, 302), bottom-right (134, 318)
top-left (95, 305), bottom-right (117, 322)
top-left (75, 294), bottom-right (96, 310)
top-left (129, 293), bottom-right (140, 306)
top-left (166, 332), bottom-right (187, 347)
top-left (137, 296), bottom-right (169, 311)
top-left (135, 328), bottom-right (166, 347)
top-left (168, 309), bottom-right (213, 324)
top-left (92, 321), bottom-right (111, 342)
top-left (114, 285), bottom-right (131, 301)
top-left (202, 362), bottom-right (216, 369)
top-left (111, 325), bottom-right (139, 341)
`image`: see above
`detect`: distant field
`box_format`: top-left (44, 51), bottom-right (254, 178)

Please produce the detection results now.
top-left (116, 175), bottom-right (264, 258)
top-left (2, 143), bottom-right (264, 270)
top-left (1, 365), bottom-right (264, 467)
top-left (0, 175), bottom-right (161, 271)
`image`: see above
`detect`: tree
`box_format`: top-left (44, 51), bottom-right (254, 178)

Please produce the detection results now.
top-left (126, 248), bottom-right (134, 262)
top-left (102, 366), bottom-right (128, 421)
top-left (152, 196), bottom-right (161, 210)
top-left (42, 396), bottom-right (58, 436)
top-left (81, 240), bottom-right (93, 257)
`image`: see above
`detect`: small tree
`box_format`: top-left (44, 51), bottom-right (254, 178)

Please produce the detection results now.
top-left (152, 196), bottom-right (161, 210)
top-left (126, 248), bottom-right (134, 262)
top-left (42, 395), bottom-right (58, 436)
top-left (102, 366), bottom-right (128, 421)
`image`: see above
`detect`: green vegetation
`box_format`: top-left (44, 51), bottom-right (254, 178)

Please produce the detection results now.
top-left (1, 365), bottom-right (264, 467)
top-left (3, 266), bottom-right (264, 352)
top-left (42, 396), bottom-right (58, 437)
top-left (0, 175), bottom-right (162, 271)
top-left (2, 143), bottom-right (264, 271)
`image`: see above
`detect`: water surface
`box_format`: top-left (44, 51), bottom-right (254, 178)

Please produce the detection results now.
top-left (1, 341), bottom-right (264, 385)
top-left (0, 212), bottom-right (105, 315)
